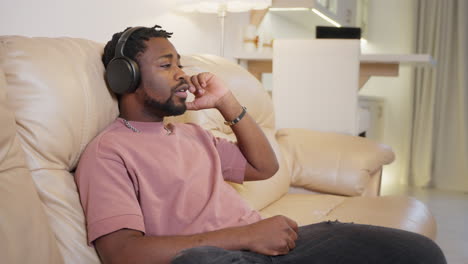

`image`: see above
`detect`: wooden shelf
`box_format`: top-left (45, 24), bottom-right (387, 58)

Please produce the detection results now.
top-left (360, 54), bottom-right (436, 66)
top-left (235, 52), bottom-right (435, 66)
top-left (234, 51), bottom-right (435, 88)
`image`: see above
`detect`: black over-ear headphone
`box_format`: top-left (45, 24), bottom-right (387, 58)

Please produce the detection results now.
top-left (105, 26), bottom-right (144, 95)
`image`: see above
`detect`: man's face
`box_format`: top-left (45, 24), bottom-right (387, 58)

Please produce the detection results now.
top-left (135, 37), bottom-right (189, 118)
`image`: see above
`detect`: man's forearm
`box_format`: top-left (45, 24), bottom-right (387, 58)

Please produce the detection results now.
top-left (96, 225), bottom-right (251, 264)
top-left (215, 92), bottom-right (279, 181)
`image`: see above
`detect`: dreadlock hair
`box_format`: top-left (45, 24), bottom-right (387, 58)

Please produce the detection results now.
top-left (102, 25), bottom-right (173, 68)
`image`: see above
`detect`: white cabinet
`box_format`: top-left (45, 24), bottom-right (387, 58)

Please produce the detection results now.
top-left (273, 39), bottom-right (362, 135)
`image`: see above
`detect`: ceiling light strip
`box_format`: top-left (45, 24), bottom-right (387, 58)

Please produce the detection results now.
top-left (311, 8), bottom-right (341, 27)
top-left (268, 7), bottom-right (310, 11)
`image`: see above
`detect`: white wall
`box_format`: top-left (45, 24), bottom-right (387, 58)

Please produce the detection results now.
top-left (0, 0), bottom-right (249, 59)
top-left (360, 0), bottom-right (418, 190)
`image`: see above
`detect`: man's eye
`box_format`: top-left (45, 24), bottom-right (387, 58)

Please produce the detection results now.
top-left (161, 64), bottom-right (171, 68)
top-left (178, 65), bottom-right (184, 69)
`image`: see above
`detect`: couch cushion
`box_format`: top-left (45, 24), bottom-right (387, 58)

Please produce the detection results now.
top-left (260, 193), bottom-right (347, 222)
top-left (0, 66), bottom-right (63, 263)
top-left (171, 54), bottom-right (291, 210)
top-left (277, 128), bottom-right (394, 196)
top-left (0, 36), bottom-right (118, 263)
top-left (260, 193), bottom-right (436, 239)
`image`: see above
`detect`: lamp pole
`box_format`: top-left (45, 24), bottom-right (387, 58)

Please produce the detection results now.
top-left (217, 4), bottom-right (227, 57)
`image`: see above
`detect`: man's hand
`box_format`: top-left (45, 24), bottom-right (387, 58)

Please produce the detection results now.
top-left (94, 215), bottom-right (298, 264)
top-left (242, 215), bottom-right (299, 256)
top-left (185, 72), bottom-right (230, 111)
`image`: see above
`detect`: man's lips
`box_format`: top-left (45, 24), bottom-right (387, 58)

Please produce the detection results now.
top-left (174, 83), bottom-right (189, 99)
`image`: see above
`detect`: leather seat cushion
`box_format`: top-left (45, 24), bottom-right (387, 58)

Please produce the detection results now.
top-left (260, 193), bottom-right (436, 239)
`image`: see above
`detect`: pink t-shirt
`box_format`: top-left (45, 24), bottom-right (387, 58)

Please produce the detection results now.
top-left (75, 118), bottom-right (262, 245)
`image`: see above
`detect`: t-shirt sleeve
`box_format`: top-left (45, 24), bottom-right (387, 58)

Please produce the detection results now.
top-left (212, 135), bottom-right (247, 184)
top-left (75, 137), bottom-right (145, 246)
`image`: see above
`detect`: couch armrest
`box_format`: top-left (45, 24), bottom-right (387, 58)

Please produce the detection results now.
top-left (276, 128), bottom-right (395, 196)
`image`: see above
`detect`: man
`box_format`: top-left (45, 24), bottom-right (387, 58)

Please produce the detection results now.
top-left (75, 25), bottom-right (446, 264)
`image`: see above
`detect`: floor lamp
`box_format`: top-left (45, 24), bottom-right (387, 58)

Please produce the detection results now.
top-left (178, 0), bottom-right (271, 57)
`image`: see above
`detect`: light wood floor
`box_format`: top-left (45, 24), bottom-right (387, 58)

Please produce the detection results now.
top-left (382, 185), bottom-right (468, 264)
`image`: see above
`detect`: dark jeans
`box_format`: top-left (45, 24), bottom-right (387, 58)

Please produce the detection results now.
top-left (171, 221), bottom-right (446, 264)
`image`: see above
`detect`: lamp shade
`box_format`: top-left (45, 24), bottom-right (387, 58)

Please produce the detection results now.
top-left (178, 0), bottom-right (271, 13)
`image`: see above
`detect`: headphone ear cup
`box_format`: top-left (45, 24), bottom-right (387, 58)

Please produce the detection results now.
top-left (126, 58), bottom-right (140, 94)
top-left (105, 57), bottom-right (140, 95)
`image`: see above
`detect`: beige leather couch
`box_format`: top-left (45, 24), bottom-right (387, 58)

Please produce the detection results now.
top-left (0, 36), bottom-right (436, 264)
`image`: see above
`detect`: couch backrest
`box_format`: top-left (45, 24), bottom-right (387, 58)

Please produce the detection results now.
top-left (0, 58), bottom-right (64, 264)
top-left (0, 36), bottom-right (114, 263)
top-left (0, 36), bottom-right (291, 263)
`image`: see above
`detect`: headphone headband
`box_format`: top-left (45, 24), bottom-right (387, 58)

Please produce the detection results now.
top-left (114, 26), bottom-right (144, 57)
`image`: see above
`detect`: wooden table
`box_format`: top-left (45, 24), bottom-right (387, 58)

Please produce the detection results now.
top-left (235, 52), bottom-right (435, 89)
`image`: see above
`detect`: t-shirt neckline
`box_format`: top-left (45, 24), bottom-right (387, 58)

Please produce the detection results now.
top-left (117, 118), bottom-right (175, 135)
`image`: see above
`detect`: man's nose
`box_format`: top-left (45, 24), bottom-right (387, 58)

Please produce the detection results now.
top-left (175, 68), bottom-right (187, 81)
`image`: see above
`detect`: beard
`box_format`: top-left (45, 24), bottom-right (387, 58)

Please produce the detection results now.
top-left (143, 90), bottom-right (187, 118)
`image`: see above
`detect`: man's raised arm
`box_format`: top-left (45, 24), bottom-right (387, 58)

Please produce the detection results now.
top-left (186, 72), bottom-right (279, 181)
